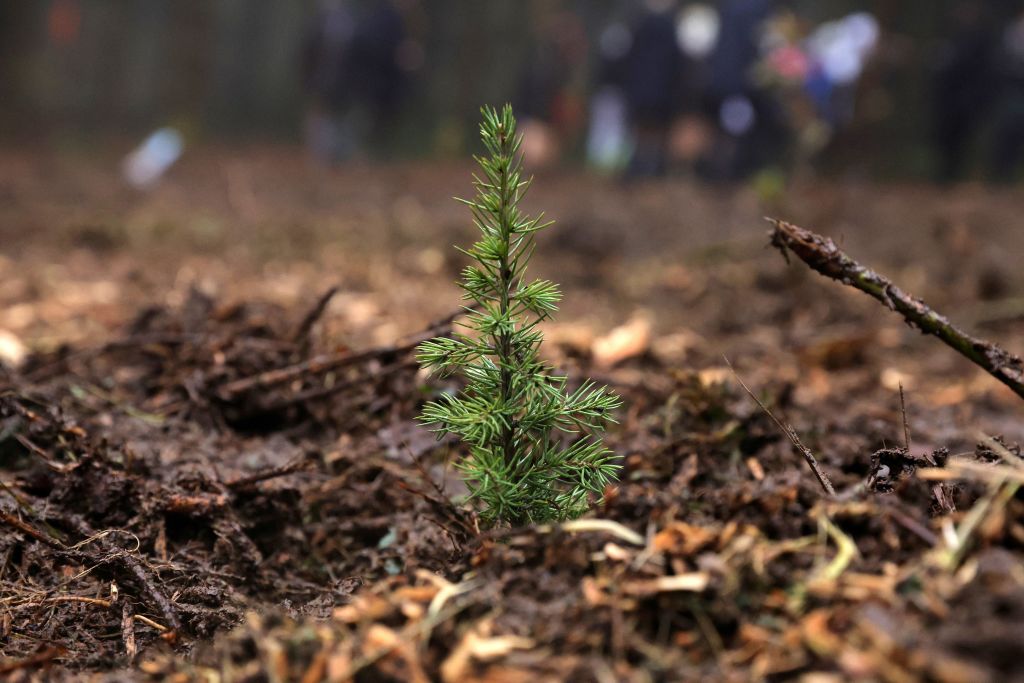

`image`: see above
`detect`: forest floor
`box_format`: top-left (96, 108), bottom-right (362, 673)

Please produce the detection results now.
top-left (1, 147), bottom-right (1023, 682)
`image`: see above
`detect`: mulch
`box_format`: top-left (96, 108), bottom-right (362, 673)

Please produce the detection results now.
top-left (1, 157), bottom-right (1022, 681)
top-left (2, 279), bottom-right (1022, 682)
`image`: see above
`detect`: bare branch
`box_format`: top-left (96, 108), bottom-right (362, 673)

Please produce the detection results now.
top-left (768, 218), bottom-right (1024, 401)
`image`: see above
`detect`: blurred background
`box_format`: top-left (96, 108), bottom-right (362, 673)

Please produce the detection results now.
top-left (2, 0), bottom-right (1023, 396)
top-left (3, 0), bottom-right (1024, 182)
top-left (6, 5), bottom-right (1024, 677)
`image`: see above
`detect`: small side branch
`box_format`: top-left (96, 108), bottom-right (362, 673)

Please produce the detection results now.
top-left (768, 218), bottom-right (1024, 401)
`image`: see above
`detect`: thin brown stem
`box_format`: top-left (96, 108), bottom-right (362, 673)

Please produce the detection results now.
top-left (495, 126), bottom-right (515, 469)
top-left (724, 358), bottom-right (836, 497)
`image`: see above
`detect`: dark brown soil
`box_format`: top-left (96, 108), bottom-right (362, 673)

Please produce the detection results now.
top-left (1, 148), bottom-right (1022, 682)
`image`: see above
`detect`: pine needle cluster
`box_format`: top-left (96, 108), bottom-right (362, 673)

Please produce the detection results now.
top-left (416, 105), bottom-right (622, 526)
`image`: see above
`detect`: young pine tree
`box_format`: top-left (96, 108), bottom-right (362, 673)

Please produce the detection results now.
top-left (416, 105), bottom-right (622, 526)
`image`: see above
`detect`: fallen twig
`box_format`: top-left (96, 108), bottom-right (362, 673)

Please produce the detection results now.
top-left (0, 511), bottom-right (181, 632)
top-left (134, 614), bottom-right (168, 632)
top-left (621, 573), bottom-right (710, 595)
top-left (768, 218), bottom-right (1024, 401)
top-left (60, 514), bottom-right (182, 632)
top-left (0, 511), bottom-right (66, 550)
top-left (122, 602), bottom-right (137, 660)
top-left (291, 285), bottom-right (340, 343)
top-left (725, 358), bottom-right (836, 496)
top-left (918, 460), bottom-right (1024, 484)
top-left (0, 646), bottom-right (65, 675)
top-left (899, 383), bottom-right (911, 453)
top-left (215, 345), bottom-right (413, 400)
top-left (920, 435), bottom-right (1024, 485)
top-left (253, 359), bottom-right (417, 413)
top-left (43, 595), bottom-right (113, 608)
top-left (977, 433), bottom-right (1024, 469)
top-left (24, 596), bottom-right (168, 632)
top-left (216, 307), bottom-right (465, 400)
top-left (159, 492), bottom-right (228, 516)
top-left (481, 518), bottom-right (647, 549)
top-left (224, 454), bottom-right (311, 490)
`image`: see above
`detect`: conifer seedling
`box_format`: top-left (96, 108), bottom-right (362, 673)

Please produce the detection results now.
top-left (416, 105), bottom-right (622, 526)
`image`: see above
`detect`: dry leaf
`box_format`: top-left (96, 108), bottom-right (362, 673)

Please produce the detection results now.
top-left (746, 457), bottom-right (766, 481)
top-left (365, 624), bottom-right (429, 683)
top-left (0, 329), bottom-right (26, 367)
top-left (544, 322), bottom-right (596, 356)
top-left (652, 329), bottom-right (702, 365)
top-left (697, 366), bottom-right (732, 387)
top-left (441, 620), bottom-right (534, 683)
top-left (800, 609), bottom-right (841, 658)
top-left (592, 313), bottom-right (651, 368)
top-left (653, 522), bottom-right (716, 557)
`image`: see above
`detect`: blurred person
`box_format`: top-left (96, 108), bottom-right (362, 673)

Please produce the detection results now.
top-left (802, 12), bottom-right (879, 129)
top-left (930, 3), bottom-right (998, 182)
top-left (302, 0), bottom-right (411, 163)
top-left (302, 0), bottom-right (357, 162)
top-left (622, 0), bottom-right (683, 178)
top-left (586, 20), bottom-right (633, 172)
top-left (668, 4), bottom-right (721, 173)
top-left (515, 9), bottom-right (589, 168)
top-left (755, 10), bottom-right (879, 170)
top-left (990, 10), bottom-right (1024, 182)
top-left (348, 0), bottom-right (411, 152)
top-left (704, 0), bottom-right (786, 180)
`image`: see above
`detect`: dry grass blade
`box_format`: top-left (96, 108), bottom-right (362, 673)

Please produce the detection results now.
top-left (815, 514), bottom-right (859, 581)
top-left (918, 460), bottom-right (1024, 484)
top-left (724, 357), bottom-right (836, 496)
top-left (621, 573), bottom-right (710, 595)
top-left (553, 519), bottom-right (646, 546)
top-left (934, 472), bottom-right (1020, 570)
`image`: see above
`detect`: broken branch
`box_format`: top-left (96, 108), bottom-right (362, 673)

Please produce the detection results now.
top-left (217, 307), bottom-right (466, 400)
top-left (291, 285), bottom-right (340, 343)
top-left (768, 218), bottom-right (1024, 401)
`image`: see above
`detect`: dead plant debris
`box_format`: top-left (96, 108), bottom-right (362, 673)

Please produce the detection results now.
top-left (1, 163), bottom-right (1022, 681)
